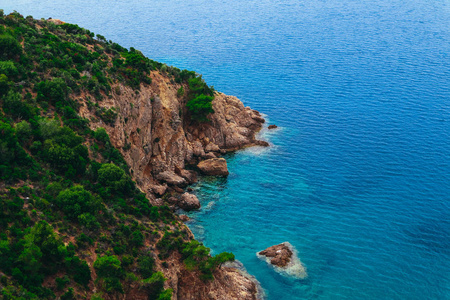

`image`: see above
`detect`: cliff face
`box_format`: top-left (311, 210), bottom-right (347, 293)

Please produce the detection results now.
top-left (80, 71), bottom-right (266, 299)
top-left (80, 71), bottom-right (266, 202)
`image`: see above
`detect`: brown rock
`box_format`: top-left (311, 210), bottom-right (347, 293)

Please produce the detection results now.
top-left (205, 142), bottom-right (220, 152)
top-left (178, 193), bottom-right (200, 211)
top-left (268, 124), bottom-right (278, 129)
top-left (255, 140), bottom-right (269, 147)
top-left (178, 169), bottom-right (198, 184)
top-left (179, 214), bottom-right (190, 222)
top-left (156, 171), bottom-right (187, 187)
top-left (197, 158), bottom-right (229, 176)
top-left (258, 243), bottom-right (293, 267)
top-left (167, 197), bottom-right (179, 205)
top-left (203, 152), bottom-right (217, 159)
top-left (150, 184), bottom-right (167, 197)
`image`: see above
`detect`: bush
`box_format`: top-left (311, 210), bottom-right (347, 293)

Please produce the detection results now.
top-left (94, 255), bottom-right (124, 293)
top-left (0, 34), bottom-right (22, 60)
top-left (55, 186), bottom-right (99, 220)
top-left (97, 163), bottom-right (131, 193)
top-left (137, 254), bottom-right (155, 279)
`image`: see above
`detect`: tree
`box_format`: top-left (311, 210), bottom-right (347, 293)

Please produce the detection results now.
top-left (55, 186), bottom-right (98, 220)
top-left (14, 121), bottom-right (32, 144)
top-left (94, 255), bottom-right (124, 293)
top-left (0, 34), bottom-right (22, 60)
top-left (186, 94), bottom-right (214, 122)
top-left (97, 163), bottom-right (131, 193)
top-left (94, 255), bottom-right (123, 278)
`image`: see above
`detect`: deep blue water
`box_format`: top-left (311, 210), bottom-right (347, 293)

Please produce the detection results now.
top-left (4, 1), bottom-right (450, 298)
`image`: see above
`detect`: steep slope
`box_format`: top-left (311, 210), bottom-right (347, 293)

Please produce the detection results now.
top-left (0, 11), bottom-right (265, 299)
top-left (82, 73), bottom-right (267, 203)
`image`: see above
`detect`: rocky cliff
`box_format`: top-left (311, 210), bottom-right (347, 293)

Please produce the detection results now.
top-left (80, 72), bottom-right (267, 299)
top-left (80, 71), bottom-right (267, 203)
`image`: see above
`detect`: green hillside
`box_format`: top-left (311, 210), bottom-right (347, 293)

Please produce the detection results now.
top-left (0, 10), bottom-right (232, 299)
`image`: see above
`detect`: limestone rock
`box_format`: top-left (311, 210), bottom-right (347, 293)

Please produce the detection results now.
top-left (178, 193), bottom-right (200, 211)
top-left (197, 158), bottom-right (229, 176)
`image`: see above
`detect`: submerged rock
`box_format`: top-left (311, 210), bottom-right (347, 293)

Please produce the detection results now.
top-left (257, 242), bottom-right (307, 279)
top-left (197, 158), bottom-right (229, 176)
top-left (178, 193), bottom-right (201, 211)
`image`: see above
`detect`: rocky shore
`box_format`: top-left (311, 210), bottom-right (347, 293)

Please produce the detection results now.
top-left (80, 74), bottom-right (268, 299)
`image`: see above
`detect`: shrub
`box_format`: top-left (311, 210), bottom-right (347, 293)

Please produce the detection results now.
top-left (0, 34), bottom-right (22, 60)
top-left (55, 186), bottom-right (98, 220)
top-left (186, 94), bottom-right (214, 122)
top-left (97, 163), bottom-right (131, 193)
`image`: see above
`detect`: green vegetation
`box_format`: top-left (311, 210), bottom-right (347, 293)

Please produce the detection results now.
top-left (186, 75), bottom-right (215, 122)
top-left (0, 10), bottom-right (233, 299)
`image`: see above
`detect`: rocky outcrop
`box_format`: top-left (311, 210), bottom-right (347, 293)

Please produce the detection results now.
top-left (257, 242), bottom-right (307, 279)
top-left (258, 243), bottom-right (293, 267)
top-left (197, 158), bottom-right (229, 176)
top-left (268, 125), bottom-right (278, 129)
top-left (178, 193), bottom-right (201, 211)
top-left (80, 73), bottom-right (266, 204)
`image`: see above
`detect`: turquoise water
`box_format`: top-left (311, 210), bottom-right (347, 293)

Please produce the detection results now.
top-left (4, 1), bottom-right (450, 298)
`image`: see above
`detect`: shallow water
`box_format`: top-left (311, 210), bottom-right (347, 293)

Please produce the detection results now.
top-left (4, 0), bottom-right (450, 298)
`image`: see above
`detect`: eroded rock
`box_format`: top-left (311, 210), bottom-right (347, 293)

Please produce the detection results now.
top-left (197, 158), bottom-right (229, 176)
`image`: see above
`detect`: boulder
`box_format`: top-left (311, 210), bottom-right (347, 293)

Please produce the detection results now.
top-left (205, 142), bottom-right (220, 152)
top-left (203, 152), bottom-right (217, 159)
top-left (178, 193), bottom-right (200, 211)
top-left (258, 243), bottom-right (293, 267)
top-left (179, 215), bottom-right (190, 222)
top-left (156, 171), bottom-right (187, 186)
top-left (150, 184), bottom-right (167, 197)
top-left (197, 158), bottom-right (229, 176)
top-left (268, 124), bottom-right (278, 129)
top-left (257, 242), bottom-right (307, 279)
top-left (255, 140), bottom-right (269, 147)
top-left (176, 168), bottom-right (198, 184)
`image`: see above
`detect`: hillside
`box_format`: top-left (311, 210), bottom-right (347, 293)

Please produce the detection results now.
top-left (0, 11), bottom-right (266, 299)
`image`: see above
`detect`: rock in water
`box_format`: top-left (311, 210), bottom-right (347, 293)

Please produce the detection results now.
top-left (197, 158), bottom-right (229, 176)
top-left (257, 242), bottom-right (307, 279)
top-left (268, 124), bottom-right (278, 129)
top-left (178, 193), bottom-right (201, 211)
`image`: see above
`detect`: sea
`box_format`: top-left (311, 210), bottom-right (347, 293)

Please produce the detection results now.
top-left (4, 0), bottom-right (450, 298)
